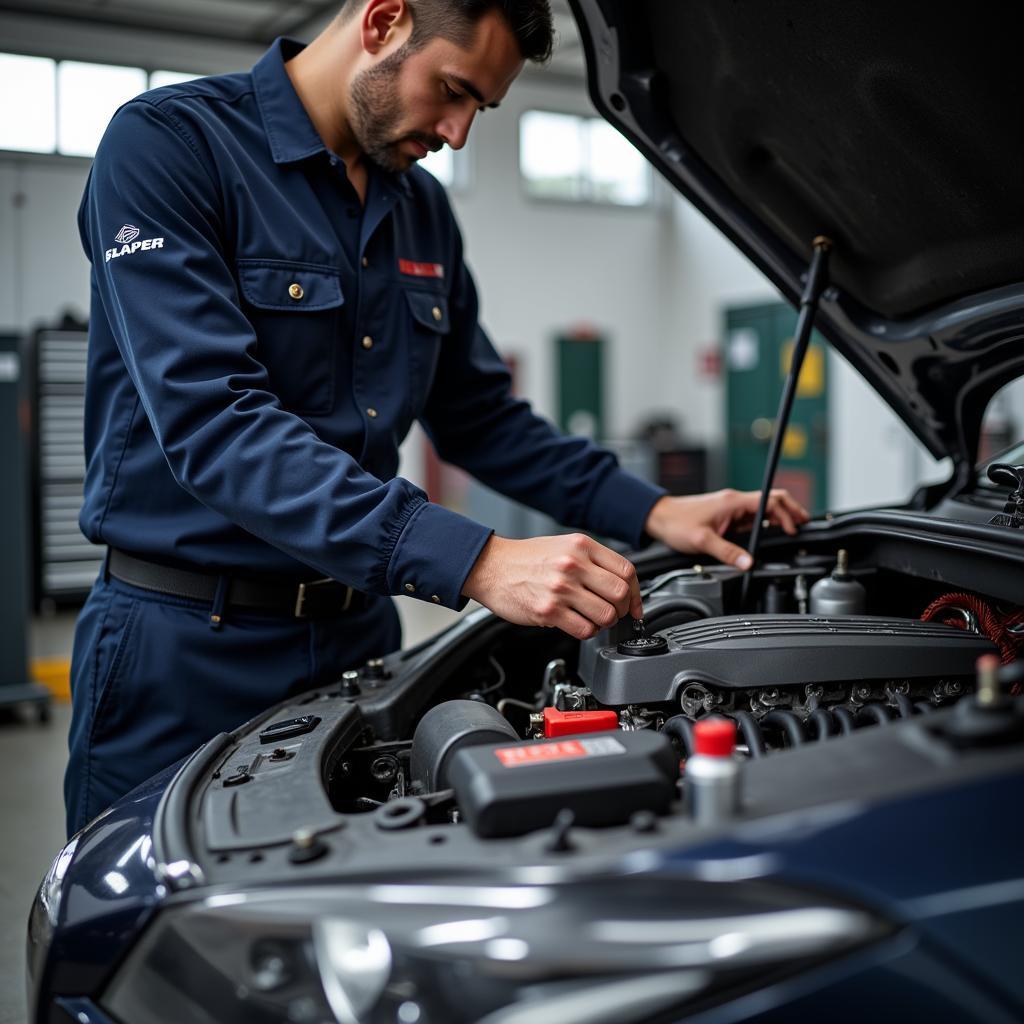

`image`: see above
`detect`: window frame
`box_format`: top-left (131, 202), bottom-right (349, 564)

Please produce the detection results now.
top-left (517, 106), bottom-right (655, 210)
top-left (0, 49), bottom-right (478, 197)
top-left (418, 143), bottom-right (473, 194)
top-left (0, 51), bottom-right (209, 160)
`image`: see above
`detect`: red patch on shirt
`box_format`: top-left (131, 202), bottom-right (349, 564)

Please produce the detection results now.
top-left (398, 259), bottom-right (445, 279)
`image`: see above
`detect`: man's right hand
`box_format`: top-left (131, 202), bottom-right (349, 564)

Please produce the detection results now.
top-left (461, 533), bottom-right (643, 640)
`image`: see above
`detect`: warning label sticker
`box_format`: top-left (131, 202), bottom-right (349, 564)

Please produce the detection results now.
top-left (494, 736), bottom-right (626, 768)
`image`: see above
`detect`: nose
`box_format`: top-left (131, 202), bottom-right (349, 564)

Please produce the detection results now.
top-left (437, 107), bottom-right (476, 151)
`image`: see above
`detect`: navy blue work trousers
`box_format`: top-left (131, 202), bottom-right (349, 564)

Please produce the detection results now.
top-left (64, 574), bottom-right (401, 837)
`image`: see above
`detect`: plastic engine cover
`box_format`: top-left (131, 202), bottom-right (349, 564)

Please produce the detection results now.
top-left (448, 730), bottom-right (679, 838)
top-left (585, 614), bottom-right (998, 705)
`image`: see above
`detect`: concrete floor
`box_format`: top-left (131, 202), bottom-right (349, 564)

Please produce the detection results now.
top-left (2, 597), bottom-right (465, 1024)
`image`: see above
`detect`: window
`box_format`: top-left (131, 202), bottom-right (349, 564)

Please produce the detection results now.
top-left (419, 145), bottom-right (473, 191)
top-left (58, 61), bottom-right (148, 157)
top-left (150, 69), bottom-right (200, 89)
top-left (420, 146), bottom-right (454, 186)
top-left (0, 54), bottom-right (203, 158)
top-left (0, 52), bottom-right (474, 191)
top-left (519, 109), bottom-right (651, 206)
top-left (0, 53), bottom-right (57, 153)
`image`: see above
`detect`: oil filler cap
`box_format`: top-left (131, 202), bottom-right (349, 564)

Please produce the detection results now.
top-left (617, 635), bottom-right (668, 657)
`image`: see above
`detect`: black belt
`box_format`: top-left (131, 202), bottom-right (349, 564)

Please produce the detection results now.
top-left (107, 548), bottom-right (366, 619)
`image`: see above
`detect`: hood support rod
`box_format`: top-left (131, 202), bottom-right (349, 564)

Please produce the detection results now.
top-left (740, 236), bottom-right (832, 610)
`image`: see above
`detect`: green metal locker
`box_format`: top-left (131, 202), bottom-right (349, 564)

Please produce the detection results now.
top-left (725, 302), bottom-right (829, 513)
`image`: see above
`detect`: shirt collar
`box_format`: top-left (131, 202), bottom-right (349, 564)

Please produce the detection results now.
top-left (252, 37), bottom-right (413, 198)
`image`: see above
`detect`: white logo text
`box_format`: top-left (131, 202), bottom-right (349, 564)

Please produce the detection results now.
top-left (106, 225), bottom-right (164, 262)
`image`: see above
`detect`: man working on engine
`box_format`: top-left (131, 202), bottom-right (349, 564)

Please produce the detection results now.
top-left (67, 0), bottom-right (807, 834)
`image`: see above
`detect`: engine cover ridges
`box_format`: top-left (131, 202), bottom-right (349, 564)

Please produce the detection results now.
top-left (586, 614), bottom-right (997, 706)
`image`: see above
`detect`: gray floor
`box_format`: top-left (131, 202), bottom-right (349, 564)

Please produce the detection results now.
top-left (2, 597), bottom-right (464, 1024)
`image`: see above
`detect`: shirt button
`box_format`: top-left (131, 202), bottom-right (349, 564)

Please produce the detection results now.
top-left (431, 306), bottom-right (442, 322)
top-left (366, 407), bottom-right (378, 419)
top-left (362, 336), bottom-right (373, 350)
top-left (404, 583), bottom-right (416, 593)
top-left (361, 256), bottom-right (369, 268)
top-left (288, 283), bottom-right (304, 301)
top-left (431, 594), bottom-right (441, 604)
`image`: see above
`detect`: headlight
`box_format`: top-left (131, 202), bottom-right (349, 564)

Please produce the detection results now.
top-left (100, 875), bottom-right (887, 1024)
top-left (26, 836), bottom-right (79, 1003)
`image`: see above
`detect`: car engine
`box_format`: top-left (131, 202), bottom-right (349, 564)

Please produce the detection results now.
top-left (312, 550), bottom-right (1022, 842)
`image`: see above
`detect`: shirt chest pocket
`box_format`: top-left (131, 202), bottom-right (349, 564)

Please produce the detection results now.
top-left (404, 288), bottom-right (450, 417)
top-left (238, 259), bottom-right (344, 416)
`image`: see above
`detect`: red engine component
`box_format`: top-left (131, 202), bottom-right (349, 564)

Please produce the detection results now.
top-left (921, 592), bottom-right (1024, 692)
top-left (543, 707), bottom-right (619, 738)
top-left (693, 718), bottom-right (737, 757)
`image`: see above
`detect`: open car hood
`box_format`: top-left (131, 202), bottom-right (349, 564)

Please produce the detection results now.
top-left (568, 0), bottom-right (1024, 479)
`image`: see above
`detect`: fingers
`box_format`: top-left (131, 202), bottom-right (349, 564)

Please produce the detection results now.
top-left (765, 493), bottom-right (798, 535)
top-left (554, 607), bottom-right (604, 641)
top-left (587, 541), bottom-right (643, 618)
top-left (734, 488), bottom-right (809, 535)
top-left (545, 536), bottom-right (642, 637)
top-left (769, 488), bottom-right (810, 527)
top-left (568, 587), bottom-right (622, 633)
top-left (467, 535), bottom-right (645, 640)
top-left (695, 527), bottom-right (754, 571)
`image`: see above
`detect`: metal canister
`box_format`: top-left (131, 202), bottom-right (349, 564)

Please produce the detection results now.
top-left (809, 549), bottom-right (866, 616)
top-left (686, 718), bottom-right (740, 825)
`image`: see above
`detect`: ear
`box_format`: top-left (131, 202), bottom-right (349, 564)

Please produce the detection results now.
top-left (359, 0), bottom-right (411, 56)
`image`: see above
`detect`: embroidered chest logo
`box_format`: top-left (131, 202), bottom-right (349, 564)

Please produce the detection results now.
top-left (105, 224), bottom-right (165, 262)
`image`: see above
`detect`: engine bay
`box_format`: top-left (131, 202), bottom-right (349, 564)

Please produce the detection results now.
top-left (175, 530), bottom-right (1024, 880)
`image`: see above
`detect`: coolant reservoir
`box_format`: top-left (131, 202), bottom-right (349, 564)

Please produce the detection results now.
top-left (809, 549), bottom-right (866, 616)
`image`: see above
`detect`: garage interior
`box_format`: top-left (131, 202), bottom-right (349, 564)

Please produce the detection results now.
top-left (1, 2), bottom-right (1021, 1023)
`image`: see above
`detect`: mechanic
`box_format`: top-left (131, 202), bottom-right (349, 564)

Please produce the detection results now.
top-left (65, 0), bottom-right (808, 836)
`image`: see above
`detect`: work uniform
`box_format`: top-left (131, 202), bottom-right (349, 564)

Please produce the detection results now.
top-left (66, 38), bottom-right (666, 836)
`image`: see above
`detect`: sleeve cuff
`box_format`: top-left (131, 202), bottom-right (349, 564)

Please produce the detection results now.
top-left (585, 468), bottom-right (667, 549)
top-left (386, 501), bottom-right (494, 610)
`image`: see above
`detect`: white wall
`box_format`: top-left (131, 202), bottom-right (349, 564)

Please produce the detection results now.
top-left (0, 157), bottom-right (93, 333)
top-left (446, 78), bottom-right (677, 435)
top-left (664, 195), bottom-right (777, 447)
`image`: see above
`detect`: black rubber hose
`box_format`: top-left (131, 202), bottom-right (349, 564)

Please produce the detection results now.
top-left (761, 710), bottom-right (805, 747)
top-left (893, 693), bottom-right (915, 719)
top-left (857, 703), bottom-right (892, 727)
top-left (832, 706), bottom-right (856, 735)
top-left (730, 710), bottom-right (766, 759)
top-left (661, 715), bottom-right (696, 757)
top-left (807, 708), bottom-right (835, 740)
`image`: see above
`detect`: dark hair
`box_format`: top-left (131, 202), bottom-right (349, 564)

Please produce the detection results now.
top-left (339, 0), bottom-right (554, 64)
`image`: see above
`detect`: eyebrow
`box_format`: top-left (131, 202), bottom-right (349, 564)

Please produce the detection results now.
top-left (450, 74), bottom-right (501, 109)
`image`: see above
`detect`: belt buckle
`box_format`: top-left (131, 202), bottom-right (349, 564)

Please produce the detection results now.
top-left (294, 578), bottom-right (353, 618)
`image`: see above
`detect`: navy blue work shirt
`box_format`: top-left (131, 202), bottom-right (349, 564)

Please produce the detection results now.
top-left (77, 38), bottom-right (666, 609)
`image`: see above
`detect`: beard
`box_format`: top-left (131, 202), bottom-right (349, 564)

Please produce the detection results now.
top-left (349, 47), bottom-right (442, 174)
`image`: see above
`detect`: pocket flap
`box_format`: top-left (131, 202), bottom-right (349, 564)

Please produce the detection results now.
top-left (404, 289), bottom-right (450, 333)
top-left (238, 260), bottom-right (344, 312)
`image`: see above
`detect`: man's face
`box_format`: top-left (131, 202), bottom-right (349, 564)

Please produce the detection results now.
top-left (349, 9), bottom-right (525, 173)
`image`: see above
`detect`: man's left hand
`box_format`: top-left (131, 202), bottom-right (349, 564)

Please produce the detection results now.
top-left (644, 489), bottom-right (810, 570)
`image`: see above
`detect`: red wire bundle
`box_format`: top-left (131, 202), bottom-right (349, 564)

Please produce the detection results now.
top-left (921, 592), bottom-right (1024, 682)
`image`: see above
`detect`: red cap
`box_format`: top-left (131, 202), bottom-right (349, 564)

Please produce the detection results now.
top-left (693, 718), bottom-right (737, 757)
top-left (543, 707), bottom-right (619, 738)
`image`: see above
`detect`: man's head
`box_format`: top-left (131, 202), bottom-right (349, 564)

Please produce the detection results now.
top-left (336, 0), bottom-right (553, 172)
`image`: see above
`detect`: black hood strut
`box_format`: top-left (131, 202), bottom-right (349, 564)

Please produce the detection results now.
top-left (740, 236), bottom-right (833, 609)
